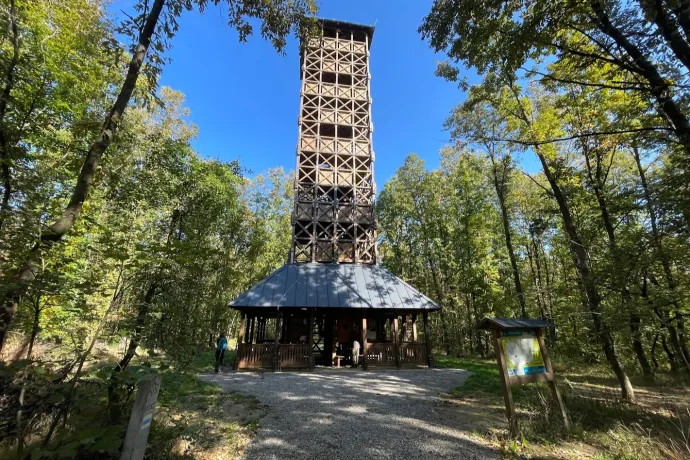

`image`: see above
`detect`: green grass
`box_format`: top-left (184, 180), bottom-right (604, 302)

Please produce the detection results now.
top-left (435, 356), bottom-right (530, 399)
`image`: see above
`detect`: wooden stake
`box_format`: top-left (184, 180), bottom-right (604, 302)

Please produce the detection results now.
top-left (537, 329), bottom-right (569, 433)
top-left (493, 329), bottom-right (517, 437)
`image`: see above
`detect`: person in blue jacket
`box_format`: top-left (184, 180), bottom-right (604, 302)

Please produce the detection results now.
top-left (215, 333), bottom-right (228, 372)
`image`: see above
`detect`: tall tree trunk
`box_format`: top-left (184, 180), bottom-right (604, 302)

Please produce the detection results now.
top-left (671, 0), bottom-right (690, 39)
top-left (489, 154), bottom-right (527, 317)
top-left (640, 0), bottom-right (690, 72)
top-left (540, 150), bottom-right (634, 400)
top-left (630, 311), bottom-right (653, 377)
top-left (632, 144), bottom-right (690, 371)
top-left (0, 0), bottom-right (166, 352)
top-left (526, 240), bottom-right (547, 321)
top-left (535, 236), bottom-right (557, 342)
top-left (26, 296), bottom-right (41, 359)
top-left (0, 0), bottom-right (19, 233)
top-left (582, 147), bottom-right (652, 377)
top-left (507, 82), bottom-right (635, 401)
top-left (590, 0), bottom-right (690, 155)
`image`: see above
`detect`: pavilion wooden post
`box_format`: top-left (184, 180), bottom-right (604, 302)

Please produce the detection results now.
top-left (411, 314), bottom-right (418, 342)
top-left (361, 314), bottom-right (368, 370)
top-left (393, 316), bottom-right (400, 369)
top-left (273, 312), bottom-right (282, 371)
top-left (234, 313), bottom-right (247, 370)
top-left (423, 312), bottom-right (433, 367)
top-left (237, 313), bottom-right (247, 345)
top-left (248, 316), bottom-right (255, 344)
top-left (537, 329), bottom-right (570, 432)
top-left (258, 318), bottom-right (265, 342)
top-left (308, 309), bottom-right (315, 370)
top-left (493, 329), bottom-right (517, 437)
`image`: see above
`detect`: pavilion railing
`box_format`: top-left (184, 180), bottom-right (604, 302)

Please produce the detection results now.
top-left (236, 343), bottom-right (274, 370)
top-left (364, 343), bottom-right (397, 367)
top-left (279, 344), bottom-right (312, 369)
top-left (399, 343), bottom-right (428, 367)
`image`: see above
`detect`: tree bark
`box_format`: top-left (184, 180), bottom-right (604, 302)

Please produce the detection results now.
top-left (640, 0), bottom-right (690, 72)
top-left (0, 0), bottom-right (20, 232)
top-left (539, 149), bottom-right (634, 400)
top-left (489, 154), bottom-right (527, 317)
top-left (26, 297), bottom-right (41, 359)
top-left (526, 242), bottom-right (547, 321)
top-left (0, 0), bottom-right (166, 352)
top-left (671, 0), bottom-right (690, 39)
top-left (590, 0), bottom-right (690, 155)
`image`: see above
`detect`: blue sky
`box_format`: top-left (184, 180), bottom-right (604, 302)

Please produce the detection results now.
top-left (113, 1), bottom-right (538, 184)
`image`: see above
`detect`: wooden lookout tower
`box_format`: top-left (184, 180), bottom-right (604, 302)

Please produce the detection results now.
top-left (230, 19), bottom-right (441, 371)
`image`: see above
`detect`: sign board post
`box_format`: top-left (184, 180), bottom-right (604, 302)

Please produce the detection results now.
top-left (120, 374), bottom-right (161, 460)
top-left (479, 318), bottom-right (569, 437)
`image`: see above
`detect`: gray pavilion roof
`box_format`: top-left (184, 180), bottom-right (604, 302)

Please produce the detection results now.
top-left (229, 263), bottom-right (440, 311)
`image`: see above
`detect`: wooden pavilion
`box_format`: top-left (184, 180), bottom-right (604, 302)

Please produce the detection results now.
top-left (229, 19), bottom-right (441, 371)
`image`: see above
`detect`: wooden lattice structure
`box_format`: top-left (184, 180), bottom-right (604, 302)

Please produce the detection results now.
top-left (291, 20), bottom-right (377, 264)
top-left (228, 20), bottom-right (442, 372)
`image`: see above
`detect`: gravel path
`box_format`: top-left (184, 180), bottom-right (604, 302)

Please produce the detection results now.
top-left (201, 369), bottom-right (498, 459)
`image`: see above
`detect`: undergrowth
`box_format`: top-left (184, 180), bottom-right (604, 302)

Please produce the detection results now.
top-left (0, 346), bottom-right (257, 459)
top-left (437, 356), bottom-right (690, 459)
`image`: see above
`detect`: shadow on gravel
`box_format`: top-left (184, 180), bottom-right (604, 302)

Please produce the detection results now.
top-left (201, 369), bottom-right (498, 459)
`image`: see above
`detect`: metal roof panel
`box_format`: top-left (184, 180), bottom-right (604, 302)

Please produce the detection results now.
top-left (229, 264), bottom-right (441, 311)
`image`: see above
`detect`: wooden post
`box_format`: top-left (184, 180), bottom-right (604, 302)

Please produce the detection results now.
top-left (308, 309), bottom-right (314, 370)
top-left (361, 314), bottom-right (368, 370)
top-left (247, 316), bottom-right (255, 344)
top-left (412, 314), bottom-right (418, 342)
top-left (423, 311), bottom-right (433, 367)
top-left (273, 312), bottom-right (282, 371)
top-left (537, 329), bottom-right (569, 432)
top-left (393, 316), bottom-right (400, 368)
top-left (493, 329), bottom-right (517, 437)
top-left (237, 313), bottom-right (247, 344)
top-left (234, 313), bottom-right (247, 370)
top-left (120, 374), bottom-right (161, 460)
top-left (324, 313), bottom-right (334, 366)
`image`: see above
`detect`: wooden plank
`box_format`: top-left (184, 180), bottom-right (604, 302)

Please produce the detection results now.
top-left (508, 373), bottom-right (554, 385)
